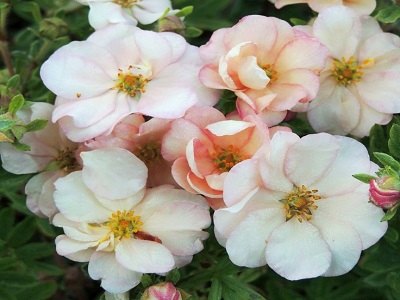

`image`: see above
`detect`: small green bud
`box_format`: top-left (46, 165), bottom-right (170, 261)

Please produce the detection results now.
top-left (39, 17), bottom-right (68, 40)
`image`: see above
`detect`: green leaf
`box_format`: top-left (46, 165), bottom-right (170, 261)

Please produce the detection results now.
top-left (384, 226), bottom-right (399, 244)
top-left (15, 242), bottom-right (55, 260)
top-left (0, 289), bottom-right (17, 300)
top-left (26, 261), bottom-right (63, 276)
top-left (381, 205), bottom-right (399, 221)
top-left (13, 1), bottom-right (42, 22)
top-left (0, 2), bottom-right (9, 9)
top-left (8, 94), bottom-right (25, 114)
top-left (352, 173), bottom-right (376, 184)
top-left (290, 18), bottom-right (307, 25)
top-left (0, 257), bottom-right (18, 270)
top-left (375, 5), bottom-right (400, 23)
top-left (15, 281), bottom-right (57, 300)
top-left (6, 75), bottom-right (21, 90)
top-left (184, 27), bottom-right (203, 38)
top-left (36, 218), bottom-right (57, 237)
top-left (208, 278), bottom-right (222, 300)
top-left (374, 152), bottom-right (400, 171)
top-left (389, 124), bottom-right (400, 159)
top-left (7, 216), bottom-right (37, 247)
top-left (10, 125), bottom-right (27, 140)
top-left (0, 271), bottom-right (36, 288)
top-left (26, 119), bottom-right (48, 132)
top-left (361, 240), bottom-right (400, 272)
top-left (141, 274), bottom-right (153, 288)
top-left (176, 6), bottom-right (193, 17)
top-left (220, 276), bottom-right (266, 300)
top-left (0, 208), bottom-right (14, 240)
top-left (166, 268), bottom-right (180, 284)
top-left (0, 116), bottom-right (15, 131)
top-left (12, 141), bottom-right (31, 151)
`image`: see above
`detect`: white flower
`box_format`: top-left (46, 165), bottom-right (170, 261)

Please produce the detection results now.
top-left (215, 131), bottom-right (387, 280)
top-left (53, 148), bottom-right (211, 293)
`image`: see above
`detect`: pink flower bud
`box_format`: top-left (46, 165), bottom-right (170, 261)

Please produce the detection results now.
top-left (369, 177), bottom-right (400, 209)
top-left (140, 282), bottom-right (183, 300)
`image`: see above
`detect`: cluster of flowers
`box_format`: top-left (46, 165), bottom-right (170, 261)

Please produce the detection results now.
top-left (0, 0), bottom-right (397, 296)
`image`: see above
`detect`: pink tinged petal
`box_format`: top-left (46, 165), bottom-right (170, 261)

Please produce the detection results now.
top-left (171, 158), bottom-right (198, 194)
top-left (206, 120), bottom-right (254, 136)
top-left (96, 189), bottom-right (146, 212)
top-left (199, 28), bottom-right (229, 64)
top-left (285, 133), bottom-right (339, 188)
top-left (54, 172), bottom-right (112, 223)
top-left (259, 131), bottom-right (300, 192)
top-left (131, 0), bottom-right (171, 24)
top-left (88, 2), bottom-right (137, 30)
top-left (313, 6), bottom-right (361, 59)
top-left (359, 33), bottom-right (400, 62)
top-left (226, 208), bottom-right (285, 267)
top-left (159, 32), bottom-right (187, 64)
top-left (115, 238), bottom-right (175, 273)
top-left (274, 38), bottom-right (329, 73)
top-left (199, 65), bottom-right (230, 90)
top-left (187, 172), bottom-right (222, 198)
top-left (55, 234), bottom-right (96, 257)
top-left (88, 251), bottom-right (142, 294)
top-left (87, 23), bottom-right (139, 47)
top-left (350, 104), bottom-right (392, 138)
top-left (187, 139), bottom-right (207, 178)
top-left (205, 173), bottom-right (227, 191)
top-left (311, 136), bottom-right (371, 197)
top-left (310, 215), bottom-right (363, 277)
top-left (358, 72), bottom-right (400, 113)
top-left (276, 69), bottom-right (320, 102)
top-left (184, 106), bottom-right (226, 131)
top-left (40, 41), bottom-right (117, 99)
top-left (162, 119), bottom-right (207, 161)
top-left (266, 218), bottom-right (332, 280)
top-left (307, 82), bottom-right (361, 135)
top-left (81, 148), bottom-right (147, 200)
top-left (223, 159), bottom-right (263, 207)
top-left (316, 192), bottom-right (387, 249)
top-left (237, 56), bottom-right (269, 90)
top-left (307, 0), bottom-right (343, 13)
top-left (267, 83), bottom-right (307, 111)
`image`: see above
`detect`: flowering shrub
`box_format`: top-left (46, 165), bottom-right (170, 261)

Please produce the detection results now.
top-left (2, 0), bottom-right (400, 299)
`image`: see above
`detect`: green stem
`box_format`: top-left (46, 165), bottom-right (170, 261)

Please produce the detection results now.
top-left (0, 2), bottom-right (14, 76)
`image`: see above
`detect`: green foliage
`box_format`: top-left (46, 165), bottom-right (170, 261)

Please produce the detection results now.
top-left (374, 5), bottom-right (400, 23)
top-left (352, 173), bottom-right (376, 184)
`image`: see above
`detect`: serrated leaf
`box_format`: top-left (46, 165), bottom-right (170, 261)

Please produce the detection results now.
top-left (176, 6), bottom-right (193, 17)
top-left (352, 173), bottom-right (376, 184)
top-left (15, 281), bottom-right (57, 300)
top-left (389, 124), bottom-right (400, 159)
top-left (374, 152), bottom-right (400, 171)
top-left (375, 5), bottom-right (400, 23)
top-left (26, 119), bottom-right (48, 132)
top-left (6, 75), bottom-right (21, 89)
top-left (8, 94), bottom-right (24, 114)
top-left (16, 242), bottom-right (55, 260)
top-left (7, 216), bottom-right (36, 247)
top-left (208, 278), bottom-right (222, 300)
top-left (0, 271), bottom-right (36, 288)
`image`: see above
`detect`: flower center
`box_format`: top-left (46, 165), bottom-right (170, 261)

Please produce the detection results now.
top-left (261, 64), bottom-right (278, 82)
top-left (331, 56), bottom-right (374, 86)
top-left (115, 66), bottom-right (150, 97)
top-left (280, 185), bottom-right (321, 222)
top-left (107, 210), bottom-right (143, 239)
top-left (212, 145), bottom-right (249, 173)
top-left (53, 148), bottom-right (79, 173)
top-left (113, 0), bottom-right (141, 8)
top-left (134, 142), bottom-right (162, 164)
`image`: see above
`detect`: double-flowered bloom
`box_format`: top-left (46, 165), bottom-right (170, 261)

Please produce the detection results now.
top-left (214, 131), bottom-right (387, 280)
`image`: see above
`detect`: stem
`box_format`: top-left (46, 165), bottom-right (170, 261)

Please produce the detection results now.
top-left (0, 1), bottom-right (14, 76)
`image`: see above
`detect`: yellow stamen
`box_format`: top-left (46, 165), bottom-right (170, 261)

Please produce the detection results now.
top-left (331, 56), bottom-right (374, 86)
top-left (261, 64), bottom-right (278, 82)
top-left (211, 145), bottom-right (248, 173)
top-left (114, 67), bottom-right (149, 97)
top-left (134, 142), bottom-right (162, 164)
top-left (113, 0), bottom-right (141, 8)
top-left (107, 210), bottom-right (143, 239)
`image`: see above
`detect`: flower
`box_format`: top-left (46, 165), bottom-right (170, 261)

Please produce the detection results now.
top-left (274, 0), bottom-right (376, 16)
top-left (214, 131), bottom-right (387, 280)
top-left (199, 15), bottom-right (328, 126)
top-left (140, 282), bottom-right (183, 300)
top-left (0, 102), bottom-right (79, 219)
top-left (53, 148), bottom-right (211, 293)
top-left (40, 24), bottom-right (219, 142)
top-left (76, 0), bottom-right (174, 29)
top-left (370, 176), bottom-right (400, 209)
top-left (303, 7), bottom-right (400, 137)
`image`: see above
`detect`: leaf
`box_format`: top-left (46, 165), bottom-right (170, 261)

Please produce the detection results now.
top-left (0, 116), bottom-right (15, 131)
top-left (375, 5), bottom-right (400, 23)
top-left (208, 278), bottom-right (222, 300)
top-left (140, 274), bottom-right (153, 289)
top-left (0, 208), bottom-right (14, 240)
top-left (176, 6), bottom-right (193, 17)
top-left (26, 261), bottom-right (64, 276)
top-left (0, 257), bottom-right (18, 270)
top-left (166, 268), bottom-right (180, 284)
top-left (0, 289), bottom-right (17, 300)
top-left (15, 281), bottom-right (57, 300)
top-left (6, 75), bottom-right (21, 90)
top-left (373, 152), bottom-right (400, 171)
top-left (8, 94), bottom-right (24, 114)
top-left (12, 141), bottom-right (31, 151)
top-left (0, 131), bottom-right (13, 142)
top-left (184, 27), bottom-right (203, 38)
top-left (361, 240), bottom-right (400, 272)
top-left (0, 271), bottom-right (36, 288)
top-left (13, 1), bottom-right (42, 22)
top-left (381, 205), bottom-right (399, 221)
top-left (10, 125), bottom-right (27, 140)
top-left (15, 242), bottom-right (55, 260)
top-left (7, 216), bottom-right (37, 247)
top-left (389, 124), bottom-right (400, 159)
top-left (0, 2), bottom-right (10, 9)
top-left (36, 218), bottom-right (57, 237)
top-left (384, 226), bottom-right (399, 244)
top-left (220, 276), bottom-right (266, 300)
top-left (352, 173), bottom-right (376, 184)
top-left (290, 18), bottom-right (307, 25)
top-left (26, 119), bottom-right (48, 132)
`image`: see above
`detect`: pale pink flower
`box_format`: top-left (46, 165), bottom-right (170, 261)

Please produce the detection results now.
top-left (40, 24), bottom-right (219, 142)
top-left (0, 102), bottom-right (79, 219)
top-left (76, 0), bottom-right (174, 29)
top-left (53, 148), bottom-right (210, 293)
top-left (215, 131), bottom-right (387, 280)
top-left (199, 15), bottom-right (328, 126)
top-left (303, 7), bottom-right (400, 137)
top-left (140, 282), bottom-right (183, 300)
top-left (275, 0), bottom-right (376, 15)
top-left (80, 113), bottom-right (176, 187)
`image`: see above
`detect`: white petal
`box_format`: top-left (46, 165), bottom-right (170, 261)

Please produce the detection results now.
top-left (266, 218), bottom-right (331, 280)
top-left (81, 148), bottom-right (147, 200)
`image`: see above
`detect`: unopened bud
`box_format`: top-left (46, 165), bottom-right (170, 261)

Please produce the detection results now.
top-left (369, 176), bottom-right (400, 209)
top-left (158, 16), bottom-right (185, 35)
top-left (39, 17), bottom-right (68, 40)
top-left (140, 282), bottom-right (183, 300)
